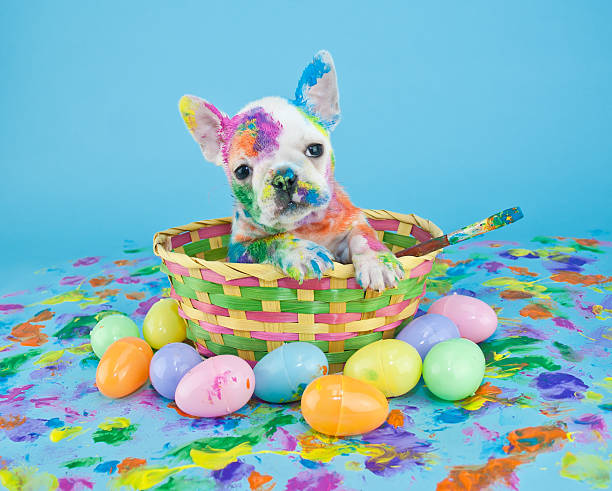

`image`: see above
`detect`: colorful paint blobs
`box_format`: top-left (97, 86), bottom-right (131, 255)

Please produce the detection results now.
top-left (92, 418), bottom-right (138, 446)
top-left (534, 372), bottom-right (589, 400)
top-left (561, 452), bottom-right (612, 489)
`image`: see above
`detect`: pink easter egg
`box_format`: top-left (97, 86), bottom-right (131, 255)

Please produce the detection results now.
top-left (175, 355), bottom-right (255, 417)
top-left (428, 294), bottom-right (497, 343)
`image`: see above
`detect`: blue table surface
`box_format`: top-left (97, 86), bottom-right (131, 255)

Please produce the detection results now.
top-left (1, 233), bottom-right (611, 490)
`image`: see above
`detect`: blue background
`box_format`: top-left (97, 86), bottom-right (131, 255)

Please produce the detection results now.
top-left (2, 1), bottom-right (611, 281)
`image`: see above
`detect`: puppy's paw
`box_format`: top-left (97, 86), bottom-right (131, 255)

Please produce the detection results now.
top-left (353, 250), bottom-right (405, 291)
top-left (277, 240), bottom-right (335, 282)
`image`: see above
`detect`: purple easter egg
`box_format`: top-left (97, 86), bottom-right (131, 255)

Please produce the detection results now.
top-left (149, 343), bottom-right (202, 399)
top-left (396, 314), bottom-right (460, 359)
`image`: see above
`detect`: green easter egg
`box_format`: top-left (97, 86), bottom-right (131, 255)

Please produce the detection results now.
top-left (90, 314), bottom-right (140, 358)
top-left (422, 338), bottom-right (485, 401)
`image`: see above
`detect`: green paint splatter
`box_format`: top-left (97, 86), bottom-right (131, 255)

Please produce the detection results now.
top-left (598, 404), bottom-right (612, 412)
top-left (480, 336), bottom-right (541, 360)
top-left (167, 412), bottom-right (296, 462)
top-left (553, 341), bottom-right (583, 362)
top-left (131, 265), bottom-right (160, 277)
top-left (92, 424), bottom-right (139, 446)
top-left (124, 247), bottom-right (148, 254)
top-left (532, 236), bottom-right (557, 245)
top-left (62, 456), bottom-right (103, 469)
top-left (155, 474), bottom-right (216, 490)
top-left (0, 349), bottom-right (43, 378)
top-left (54, 311), bottom-right (122, 339)
top-left (490, 355), bottom-right (561, 374)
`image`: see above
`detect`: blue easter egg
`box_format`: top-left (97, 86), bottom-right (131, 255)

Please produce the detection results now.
top-left (254, 342), bottom-right (328, 403)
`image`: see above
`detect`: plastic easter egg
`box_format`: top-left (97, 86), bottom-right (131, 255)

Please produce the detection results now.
top-left (90, 314), bottom-right (140, 358)
top-left (344, 339), bottom-right (422, 397)
top-left (149, 343), bottom-right (202, 399)
top-left (175, 355), bottom-right (255, 417)
top-left (254, 342), bottom-right (328, 403)
top-left (422, 338), bottom-right (485, 401)
top-left (142, 298), bottom-right (187, 350)
top-left (396, 314), bottom-right (460, 359)
top-left (301, 374), bottom-right (389, 436)
top-left (96, 337), bottom-right (153, 398)
top-left (428, 294), bottom-right (497, 343)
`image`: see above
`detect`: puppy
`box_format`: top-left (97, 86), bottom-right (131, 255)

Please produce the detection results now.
top-left (179, 50), bottom-right (404, 291)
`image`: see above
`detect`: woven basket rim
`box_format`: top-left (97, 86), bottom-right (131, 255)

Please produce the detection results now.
top-left (153, 209), bottom-right (443, 281)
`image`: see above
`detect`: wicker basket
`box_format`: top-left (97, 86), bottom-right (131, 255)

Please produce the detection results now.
top-left (153, 210), bottom-right (442, 373)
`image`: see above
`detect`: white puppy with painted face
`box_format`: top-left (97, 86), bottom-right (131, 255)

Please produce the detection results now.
top-left (179, 51), bottom-right (404, 291)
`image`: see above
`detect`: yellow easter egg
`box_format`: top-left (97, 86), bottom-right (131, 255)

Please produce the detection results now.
top-left (142, 299), bottom-right (187, 349)
top-left (344, 339), bottom-right (422, 397)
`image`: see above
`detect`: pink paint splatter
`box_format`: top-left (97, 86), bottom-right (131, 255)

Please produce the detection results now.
top-left (285, 469), bottom-right (344, 491)
top-left (73, 257), bottom-right (101, 267)
top-left (0, 384), bottom-right (35, 404)
top-left (0, 304), bottom-right (24, 314)
top-left (60, 276), bottom-right (86, 286)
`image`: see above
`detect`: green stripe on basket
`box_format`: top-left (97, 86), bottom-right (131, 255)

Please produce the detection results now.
top-left (204, 247), bottom-right (229, 261)
top-left (382, 231), bottom-right (418, 249)
top-left (240, 286), bottom-right (298, 301)
top-left (181, 276), bottom-right (226, 294)
top-left (208, 293), bottom-right (263, 311)
top-left (313, 289), bottom-right (364, 302)
top-left (183, 238), bottom-right (211, 257)
top-left (345, 295), bottom-right (390, 313)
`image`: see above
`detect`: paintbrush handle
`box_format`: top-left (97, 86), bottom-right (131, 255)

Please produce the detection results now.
top-left (396, 206), bottom-right (523, 257)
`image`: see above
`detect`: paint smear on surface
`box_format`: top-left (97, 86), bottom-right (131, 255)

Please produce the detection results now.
top-left (0, 466), bottom-right (59, 491)
top-left (50, 425), bottom-right (85, 442)
top-left (560, 452), bottom-right (611, 489)
top-left (551, 271), bottom-right (612, 286)
top-left (387, 409), bottom-right (405, 428)
top-left (248, 470), bottom-right (274, 491)
top-left (437, 456), bottom-right (524, 491)
top-left (503, 425), bottom-right (568, 454)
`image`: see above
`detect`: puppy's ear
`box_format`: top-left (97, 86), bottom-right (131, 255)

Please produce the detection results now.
top-left (179, 95), bottom-right (227, 165)
top-left (294, 50), bottom-right (340, 131)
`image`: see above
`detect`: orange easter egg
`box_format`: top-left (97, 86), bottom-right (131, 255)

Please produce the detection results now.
top-left (300, 374), bottom-right (389, 436)
top-left (96, 337), bottom-right (153, 398)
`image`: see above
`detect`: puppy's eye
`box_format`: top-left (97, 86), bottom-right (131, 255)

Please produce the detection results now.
top-left (234, 165), bottom-right (251, 180)
top-left (305, 143), bottom-right (323, 158)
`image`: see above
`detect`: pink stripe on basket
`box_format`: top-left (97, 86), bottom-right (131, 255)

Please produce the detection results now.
top-left (367, 219), bottom-right (400, 232)
top-left (171, 233), bottom-right (192, 249)
top-left (196, 319), bottom-right (234, 335)
top-left (246, 311), bottom-right (298, 322)
top-left (196, 345), bottom-right (215, 357)
top-left (166, 261), bottom-right (190, 277)
top-left (251, 331), bottom-right (300, 341)
top-left (277, 277), bottom-right (331, 290)
top-left (411, 225), bottom-right (433, 243)
top-left (373, 319), bottom-right (403, 332)
top-left (315, 332), bottom-right (358, 341)
top-left (375, 299), bottom-right (412, 317)
top-left (409, 260), bottom-right (433, 278)
top-left (199, 268), bottom-right (262, 287)
top-left (191, 299), bottom-right (230, 316)
top-left (314, 312), bottom-right (362, 324)
top-left (197, 223), bottom-right (232, 240)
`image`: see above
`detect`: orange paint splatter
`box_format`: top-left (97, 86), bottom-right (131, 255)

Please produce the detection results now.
top-left (500, 290), bottom-right (533, 300)
top-left (89, 275), bottom-right (114, 287)
top-left (550, 271), bottom-right (612, 286)
top-left (248, 470), bottom-right (274, 491)
top-left (519, 303), bottom-right (553, 320)
top-left (94, 289), bottom-right (120, 299)
top-left (9, 309), bottom-right (54, 346)
top-left (437, 456), bottom-right (524, 491)
top-left (386, 409), bottom-right (405, 429)
top-left (574, 238), bottom-right (599, 247)
top-left (503, 425), bottom-right (567, 455)
top-left (246, 379), bottom-right (250, 389)
top-left (117, 457), bottom-right (147, 474)
top-left (0, 415), bottom-right (26, 429)
top-left (167, 402), bottom-right (199, 419)
top-left (114, 259), bottom-right (136, 266)
top-left (125, 292), bottom-right (146, 300)
top-left (507, 266), bottom-right (538, 277)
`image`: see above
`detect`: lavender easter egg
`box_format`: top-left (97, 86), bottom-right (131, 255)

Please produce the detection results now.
top-left (175, 355), bottom-right (255, 417)
top-left (428, 294), bottom-right (497, 343)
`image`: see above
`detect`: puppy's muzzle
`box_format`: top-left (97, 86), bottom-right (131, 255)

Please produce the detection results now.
top-left (271, 168), bottom-right (297, 195)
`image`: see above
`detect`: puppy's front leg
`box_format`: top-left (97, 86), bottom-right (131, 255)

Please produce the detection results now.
top-left (346, 222), bottom-right (405, 291)
top-left (229, 234), bottom-right (335, 282)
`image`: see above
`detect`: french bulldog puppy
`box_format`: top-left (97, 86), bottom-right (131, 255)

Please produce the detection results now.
top-left (179, 51), bottom-right (404, 291)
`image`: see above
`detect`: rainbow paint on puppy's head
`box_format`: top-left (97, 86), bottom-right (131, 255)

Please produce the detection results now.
top-left (179, 50), bottom-right (341, 232)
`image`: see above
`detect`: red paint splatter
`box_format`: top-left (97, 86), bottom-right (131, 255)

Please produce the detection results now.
top-left (503, 425), bottom-right (567, 454)
top-left (437, 456), bottom-right (523, 491)
top-left (550, 271), bottom-right (612, 286)
top-left (248, 470), bottom-right (274, 491)
top-left (507, 266), bottom-right (538, 277)
top-left (125, 292), bottom-right (146, 300)
top-left (500, 290), bottom-right (533, 300)
top-left (386, 409), bottom-right (404, 429)
top-left (519, 304), bottom-right (553, 320)
top-left (89, 275), bottom-right (114, 287)
top-left (8, 309), bottom-right (54, 346)
top-left (117, 457), bottom-right (147, 474)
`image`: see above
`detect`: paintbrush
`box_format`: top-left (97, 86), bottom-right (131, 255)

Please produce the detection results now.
top-left (396, 207), bottom-right (524, 257)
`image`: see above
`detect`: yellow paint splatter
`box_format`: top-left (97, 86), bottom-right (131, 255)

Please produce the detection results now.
top-left (49, 426), bottom-right (85, 442)
top-left (66, 343), bottom-right (92, 355)
top-left (585, 391), bottom-right (604, 402)
top-left (595, 378), bottom-right (612, 393)
top-left (0, 466), bottom-right (58, 491)
top-left (0, 343), bottom-right (13, 352)
top-left (112, 465), bottom-right (193, 490)
top-left (483, 277), bottom-right (549, 299)
top-left (98, 417), bottom-right (131, 430)
top-left (35, 349), bottom-right (65, 367)
top-left (35, 289), bottom-right (95, 306)
top-left (560, 452), bottom-right (612, 489)
top-left (190, 443), bottom-right (253, 470)
top-left (345, 461), bottom-right (362, 471)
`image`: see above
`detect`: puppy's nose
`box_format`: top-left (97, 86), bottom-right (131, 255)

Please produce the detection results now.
top-left (271, 168), bottom-right (297, 192)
